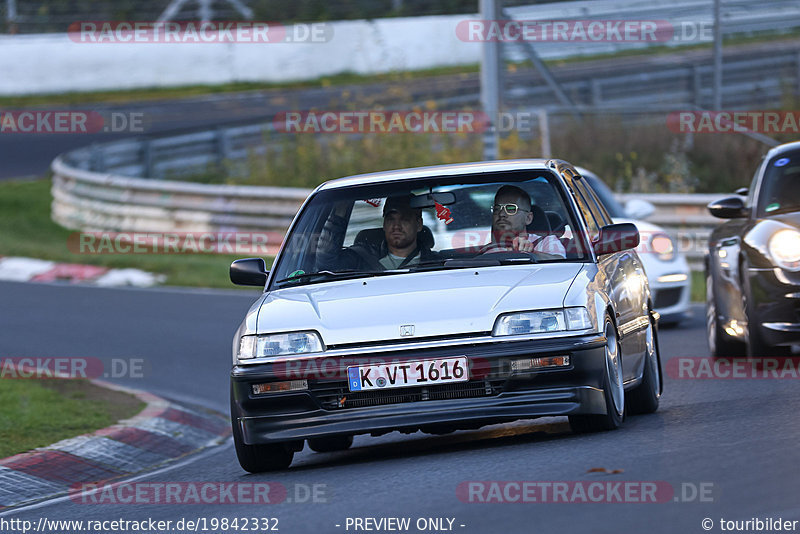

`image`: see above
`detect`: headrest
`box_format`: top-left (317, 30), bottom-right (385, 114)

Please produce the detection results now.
top-left (526, 205), bottom-right (551, 235)
top-left (545, 211), bottom-right (566, 237)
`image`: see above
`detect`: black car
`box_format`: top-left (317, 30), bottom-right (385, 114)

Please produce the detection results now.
top-left (706, 141), bottom-right (800, 359)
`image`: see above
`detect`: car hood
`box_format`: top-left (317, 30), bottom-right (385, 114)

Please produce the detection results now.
top-left (257, 264), bottom-right (583, 346)
top-left (765, 212), bottom-right (800, 229)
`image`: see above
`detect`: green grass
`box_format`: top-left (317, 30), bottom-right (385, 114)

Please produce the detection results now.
top-left (0, 379), bottom-right (144, 458)
top-left (0, 179), bottom-right (267, 289)
top-left (691, 270), bottom-right (706, 303)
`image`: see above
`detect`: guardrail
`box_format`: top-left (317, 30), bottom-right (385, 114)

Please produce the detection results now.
top-left (51, 156), bottom-right (309, 238)
top-left (619, 192), bottom-right (723, 269)
top-left (52, 154), bottom-right (722, 269)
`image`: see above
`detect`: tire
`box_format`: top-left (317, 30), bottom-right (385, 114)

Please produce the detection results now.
top-left (569, 316), bottom-right (625, 433)
top-left (706, 269), bottom-right (745, 358)
top-left (230, 393), bottom-right (294, 472)
top-left (626, 312), bottom-right (661, 415)
top-left (308, 435), bottom-right (354, 453)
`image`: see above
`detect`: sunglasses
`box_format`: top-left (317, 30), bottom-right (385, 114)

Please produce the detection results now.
top-left (492, 203), bottom-right (531, 216)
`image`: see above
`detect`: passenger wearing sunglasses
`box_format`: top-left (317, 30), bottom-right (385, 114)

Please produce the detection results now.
top-left (480, 185), bottom-right (566, 258)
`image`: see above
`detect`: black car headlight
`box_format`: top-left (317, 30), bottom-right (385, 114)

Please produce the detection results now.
top-left (768, 229), bottom-right (800, 271)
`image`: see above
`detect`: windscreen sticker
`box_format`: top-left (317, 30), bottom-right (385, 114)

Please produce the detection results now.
top-left (434, 201), bottom-right (454, 225)
top-left (363, 199), bottom-right (382, 207)
top-left (774, 158), bottom-right (790, 167)
top-left (766, 203), bottom-right (780, 212)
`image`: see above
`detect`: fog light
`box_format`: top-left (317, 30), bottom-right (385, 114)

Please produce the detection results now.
top-left (252, 380), bottom-right (308, 395)
top-left (657, 273), bottom-right (688, 284)
top-left (511, 355), bottom-right (570, 371)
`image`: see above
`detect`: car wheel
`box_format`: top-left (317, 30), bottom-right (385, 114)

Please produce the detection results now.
top-left (308, 435), bottom-right (354, 453)
top-left (706, 270), bottom-right (745, 358)
top-left (743, 283), bottom-right (791, 361)
top-left (626, 312), bottom-right (661, 415)
top-left (569, 316), bottom-right (624, 433)
top-left (230, 394), bottom-right (294, 472)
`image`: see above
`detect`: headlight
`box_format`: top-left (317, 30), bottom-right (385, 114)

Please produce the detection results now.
top-left (493, 307), bottom-right (592, 336)
top-left (768, 229), bottom-right (800, 271)
top-left (649, 232), bottom-right (675, 262)
top-left (237, 331), bottom-right (324, 360)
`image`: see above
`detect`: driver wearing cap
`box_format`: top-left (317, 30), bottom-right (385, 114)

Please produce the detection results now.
top-left (379, 195), bottom-right (426, 269)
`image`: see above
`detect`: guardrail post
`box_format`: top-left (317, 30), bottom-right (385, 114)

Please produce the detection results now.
top-left (590, 79), bottom-right (602, 106)
top-left (216, 127), bottom-right (231, 165)
top-left (89, 143), bottom-right (105, 172)
top-left (692, 65), bottom-right (703, 108)
top-left (141, 139), bottom-right (154, 178)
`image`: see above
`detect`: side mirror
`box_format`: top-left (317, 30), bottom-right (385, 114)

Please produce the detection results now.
top-left (593, 223), bottom-right (640, 255)
top-left (624, 198), bottom-right (655, 220)
top-left (230, 258), bottom-right (268, 286)
top-left (735, 187), bottom-right (749, 196)
top-left (708, 196), bottom-right (749, 219)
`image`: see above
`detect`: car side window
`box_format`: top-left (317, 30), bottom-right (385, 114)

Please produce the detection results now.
top-left (570, 182), bottom-right (601, 242)
top-left (577, 180), bottom-right (613, 227)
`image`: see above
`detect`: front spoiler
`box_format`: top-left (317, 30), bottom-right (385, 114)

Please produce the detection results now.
top-left (236, 386), bottom-right (606, 443)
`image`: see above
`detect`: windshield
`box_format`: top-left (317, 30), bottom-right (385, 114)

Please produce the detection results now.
top-left (269, 170), bottom-right (590, 289)
top-left (757, 149), bottom-right (800, 217)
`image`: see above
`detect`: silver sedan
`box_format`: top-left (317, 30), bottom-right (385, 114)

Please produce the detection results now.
top-left (229, 159), bottom-right (663, 471)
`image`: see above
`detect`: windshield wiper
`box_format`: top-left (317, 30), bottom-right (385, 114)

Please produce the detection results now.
top-left (275, 269), bottom-right (394, 285)
top-left (411, 254), bottom-right (538, 272)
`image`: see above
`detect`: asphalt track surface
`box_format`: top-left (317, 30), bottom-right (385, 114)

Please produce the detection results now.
top-left (2, 39), bottom-right (797, 180)
top-left (2, 280), bottom-right (799, 533)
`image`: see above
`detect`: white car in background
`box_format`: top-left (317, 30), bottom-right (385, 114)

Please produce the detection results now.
top-left (578, 168), bottom-right (691, 326)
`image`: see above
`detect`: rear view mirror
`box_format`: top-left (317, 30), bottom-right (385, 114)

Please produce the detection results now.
top-left (593, 223), bottom-right (640, 255)
top-left (230, 258), bottom-right (268, 286)
top-left (708, 196), bottom-right (749, 219)
top-left (410, 192), bottom-right (456, 208)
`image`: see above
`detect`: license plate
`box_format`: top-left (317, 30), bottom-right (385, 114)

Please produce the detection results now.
top-left (347, 357), bottom-right (469, 392)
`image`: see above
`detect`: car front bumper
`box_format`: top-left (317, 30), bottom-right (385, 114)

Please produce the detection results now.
top-left (749, 267), bottom-right (800, 347)
top-left (231, 333), bottom-right (608, 445)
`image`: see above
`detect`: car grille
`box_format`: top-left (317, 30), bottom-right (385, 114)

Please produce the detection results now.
top-left (309, 379), bottom-right (506, 410)
top-left (654, 287), bottom-right (683, 309)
